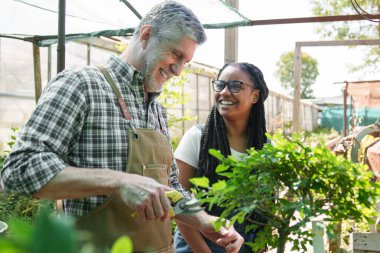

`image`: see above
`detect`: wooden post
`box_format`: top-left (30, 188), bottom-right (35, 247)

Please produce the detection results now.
top-left (196, 74), bottom-right (199, 123)
top-left (224, 0), bottom-right (238, 64)
top-left (293, 43), bottom-right (302, 133)
top-left (343, 81), bottom-right (348, 136)
top-left (87, 42), bottom-right (91, 66)
top-left (47, 45), bottom-right (52, 81)
top-left (33, 44), bottom-right (42, 104)
top-left (312, 220), bottom-right (325, 253)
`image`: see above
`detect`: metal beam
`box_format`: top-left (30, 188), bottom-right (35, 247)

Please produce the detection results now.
top-left (76, 37), bottom-right (124, 52)
top-left (296, 39), bottom-right (380, 47)
top-left (120, 0), bottom-right (142, 20)
top-left (57, 0), bottom-right (66, 73)
top-left (224, 0), bottom-right (239, 63)
top-left (247, 14), bottom-right (380, 26)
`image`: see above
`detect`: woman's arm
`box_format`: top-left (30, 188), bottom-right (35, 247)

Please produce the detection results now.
top-left (177, 222), bottom-right (212, 253)
top-left (176, 159), bottom-right (212, 253)
top-left (177, 159), bottom-right (197, 190)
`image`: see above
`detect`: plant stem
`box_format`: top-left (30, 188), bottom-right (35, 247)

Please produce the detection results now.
top-left (276, 230), bottom-right (289, 253)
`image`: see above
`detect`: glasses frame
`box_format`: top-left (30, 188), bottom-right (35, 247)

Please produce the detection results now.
top-left (212, 80), bottom-right (251, 93)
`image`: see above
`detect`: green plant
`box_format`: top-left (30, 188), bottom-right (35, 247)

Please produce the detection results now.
top-left (302, 128), bottom-right (340, 147)
top-left (157, 69), bottom-right (197, 129)
top-left (0, 127), bottom-right (18, 169)
top-left (0, 204), bottom-right (133, 253)
top-left (156, 69), bottom-right (197, 149)
top-left (190, 132), bottom-right (380, 253)
top-left (0, 128), bottom-right (47, 224)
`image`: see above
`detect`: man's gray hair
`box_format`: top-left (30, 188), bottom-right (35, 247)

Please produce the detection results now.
top-left (134, 0), bottom-right (206, 44)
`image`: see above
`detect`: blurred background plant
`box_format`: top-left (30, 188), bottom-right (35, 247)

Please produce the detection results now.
top-left (0, 127), bottom-right (47, 224)
top-left (0, 204), bottom-right (133, 253)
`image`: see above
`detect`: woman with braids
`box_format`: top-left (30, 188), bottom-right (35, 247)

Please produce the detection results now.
top-left (173, 62), bottom-right (269, 253)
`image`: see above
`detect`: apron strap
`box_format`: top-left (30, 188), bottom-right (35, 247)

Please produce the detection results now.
top-left (98, 65), bottom-right (132, 120)
top-left (157, 110), bottom-right (165, 133)
top-left (98, 65), bottom-right (166, 135)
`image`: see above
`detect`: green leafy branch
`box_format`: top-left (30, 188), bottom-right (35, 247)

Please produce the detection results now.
top-left (190, 132), bottom-right (380, 253)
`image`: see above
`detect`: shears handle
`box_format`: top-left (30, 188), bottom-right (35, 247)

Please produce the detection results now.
top-left (131, 190), bottom-right (184, 218)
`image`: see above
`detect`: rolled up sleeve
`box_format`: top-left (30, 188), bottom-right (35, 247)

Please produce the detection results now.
top-left (1, 71), bottom-right (87, 195)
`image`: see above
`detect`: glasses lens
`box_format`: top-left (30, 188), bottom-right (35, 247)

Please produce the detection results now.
top-left (212, 80), bottom-right (245, 93)
top-left (229, 80), bottom-right (243, 93)
top-left (213, 80), bottom-right (225, 92)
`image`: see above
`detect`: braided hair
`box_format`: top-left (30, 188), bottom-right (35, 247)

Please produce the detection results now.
top-left (197, 62), bottom-right (269, 183)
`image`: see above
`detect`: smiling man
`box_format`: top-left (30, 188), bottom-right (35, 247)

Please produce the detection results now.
top-left (1, 1), bottom-right (244, 252)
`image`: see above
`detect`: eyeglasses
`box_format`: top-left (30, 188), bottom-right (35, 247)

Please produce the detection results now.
top-left (212, 80), bottom-right (251, 93)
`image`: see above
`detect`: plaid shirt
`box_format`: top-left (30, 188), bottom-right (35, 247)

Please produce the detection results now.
top-left (1, 55), bottom-right (189, 217)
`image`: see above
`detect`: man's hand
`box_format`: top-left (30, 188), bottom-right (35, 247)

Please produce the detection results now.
top-left (200, 218), bottom-right (244, 253)
top-left (119, 174), bottom-right (172, 221)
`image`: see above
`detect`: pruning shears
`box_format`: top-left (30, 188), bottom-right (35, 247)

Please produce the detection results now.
top-left (166, 190), bottom-right (204, 218)
top-left (131, 190), bottom-right (203, 218)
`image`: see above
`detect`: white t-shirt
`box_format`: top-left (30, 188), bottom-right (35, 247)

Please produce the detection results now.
top-left (174, 125), bottom-right (246, 170)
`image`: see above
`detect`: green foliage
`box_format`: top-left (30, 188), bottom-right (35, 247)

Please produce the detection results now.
top-left (0, 127), bottom-right (18, 169)
top-left (111, 236), bottom-right (133, 253)
top-left (191, 131), bottom-right (380, 253)
top-left (157, 69), bottom-right (196, 128)
top-left (156, 69), bottom-right (197, 149)
top-left (0, 128), bottom-right (47, 224)
top-left (309, 0), bottom-right (380, 73)
top-left (302, 128), bottom-right (340, 147)
top-left (310, 0), bottom-right (379, 39)
top-left (0, 194), bottom-right (49, 224)
top-left (0, 204), bottom-right (133, 253)
top-left (275, 51), bottom-right (319, 99)
top-left (0, 205), bottom-right (78, 253)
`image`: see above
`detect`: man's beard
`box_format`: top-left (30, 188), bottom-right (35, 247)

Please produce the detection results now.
top-left (142, 54), bottom-right (163, 93)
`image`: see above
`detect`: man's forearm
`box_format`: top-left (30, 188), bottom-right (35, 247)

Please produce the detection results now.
top-left (33, 166), bottom-right (120, 200)
top-left (33, 166), bottom-right (173, 221)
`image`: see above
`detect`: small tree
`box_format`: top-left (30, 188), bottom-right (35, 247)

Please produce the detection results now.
top-left (191, 132), bottom-right (380, 253)
top-left (275, 51), bottom-right (319, 99)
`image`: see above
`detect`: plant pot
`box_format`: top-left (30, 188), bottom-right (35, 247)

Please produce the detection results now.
top-left (0, 221), bottom-right (8, 235)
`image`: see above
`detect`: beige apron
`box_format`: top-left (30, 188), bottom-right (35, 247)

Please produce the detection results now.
top-left (76, 66), bottom-right (174, 253)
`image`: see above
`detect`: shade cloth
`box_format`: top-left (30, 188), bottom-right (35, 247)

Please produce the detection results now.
top-left (346, 81), bottom-right (380, 108)
top-left (0, 0), bottom-right (250, 46)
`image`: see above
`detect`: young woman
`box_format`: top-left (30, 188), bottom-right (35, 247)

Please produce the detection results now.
top-left (174, 62), bottom-right (269, 253)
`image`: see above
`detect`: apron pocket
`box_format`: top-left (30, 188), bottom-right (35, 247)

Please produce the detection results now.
top-left (143, 164), bottom-right (169, 186)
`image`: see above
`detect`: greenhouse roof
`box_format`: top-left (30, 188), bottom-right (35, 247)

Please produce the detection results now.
top-left (0, 0), bottom-right (251, 46)
top-left (2, 0), bottom-right (379, 47)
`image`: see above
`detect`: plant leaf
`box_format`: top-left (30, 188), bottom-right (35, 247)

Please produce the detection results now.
top-left (111, 236), bottom-right (133, 253)
top-left (189, 177), bottom-right (209, 188)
